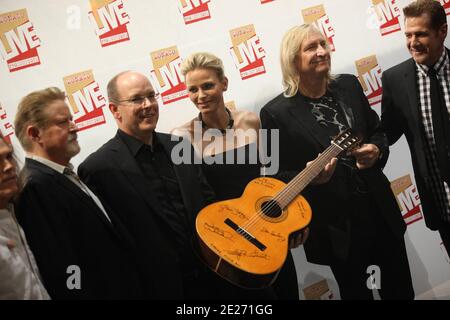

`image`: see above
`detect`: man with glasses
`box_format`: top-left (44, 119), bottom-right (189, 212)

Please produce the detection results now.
top-left (13, 87), bottom-right (143, 299)
top-left (78, 71), bottom-right (216, 299)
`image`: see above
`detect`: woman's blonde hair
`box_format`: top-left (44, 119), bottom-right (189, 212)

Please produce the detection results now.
top-left (280, 24), bottom-right (333, 97)
top-left (181, 52), bottom-right (225, 80)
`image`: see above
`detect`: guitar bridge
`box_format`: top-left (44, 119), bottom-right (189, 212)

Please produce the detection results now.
top-left (224, 218), bottom-right (266, 251)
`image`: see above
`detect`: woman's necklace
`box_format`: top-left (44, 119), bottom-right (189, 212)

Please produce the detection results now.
top-left (198, 107), bottom-right (234, 134)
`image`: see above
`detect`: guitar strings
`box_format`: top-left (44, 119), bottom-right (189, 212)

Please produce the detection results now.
top-left (237, 143), bottom-right (342, 237)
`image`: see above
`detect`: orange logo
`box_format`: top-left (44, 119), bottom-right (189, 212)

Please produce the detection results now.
top-left (150, 46), bottom-right (188, 105)
top-left (391, 175), bottom-right (423, 226)
top-left (229, 24), bottom-right (266, 80)
top-left (178, 0), bottom-right (211, 25)
top-left (372, 0), bottom-right (401, 36)
top-left (260, 0), bottom-right (274, 3)
top-left (355, 55), bottom-right (383, 106)
top-left (301, 4), bottom-right (336, 51)
top-left (63, 70), bottom-right (107, 132)
top-left (0, 9), bottom-right (40, 72)
top-left (88, 0), bottom-right (130, 47)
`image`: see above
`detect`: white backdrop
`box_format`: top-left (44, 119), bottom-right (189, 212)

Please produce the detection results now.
top-left (1, 0), bottom-right (449, 299)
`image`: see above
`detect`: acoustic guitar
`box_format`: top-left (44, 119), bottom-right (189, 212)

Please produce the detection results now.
top-left (195, 129), bottom-right (361, 289)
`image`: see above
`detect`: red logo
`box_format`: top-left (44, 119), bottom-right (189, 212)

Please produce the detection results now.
top-left (88, 0), bottom-right (130, 47)
top-left (178, 0), bottom-right (211, 25)
top-left (355, 55), bottom-right (383, 106)
top-left (0, 102), bottom-right (14, 143)
top-left (439, 0), bottom-right (450, 15)
top-left (150, 46), bottom-right (188, 105)
top-left (373, 0), bottom-right (401, 36)
top-left (229, 24), bottom-right (266, 80)
top-left (301, 5), bottom-right (336, 51)
top-left (261, 0), bottom-right (274, 3)
top-left (391, 175), bottom-right (423, 226)
top-left (63, 70), bottom-right (107, 132)
top-left (0, 9), bottom-right (41, 72)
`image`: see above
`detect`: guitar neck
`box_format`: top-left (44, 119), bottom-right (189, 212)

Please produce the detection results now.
top-left (277, 142), bottom-right (343, 209)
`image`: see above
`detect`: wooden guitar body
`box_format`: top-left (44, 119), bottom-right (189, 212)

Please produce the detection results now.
top-left (196, 176), bottom-right (312, 289)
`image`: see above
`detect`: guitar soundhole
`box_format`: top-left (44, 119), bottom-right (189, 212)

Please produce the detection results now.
top-left (261, 200), bottom-right (282, 218)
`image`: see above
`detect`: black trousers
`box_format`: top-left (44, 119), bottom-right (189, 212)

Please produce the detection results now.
top-left (329, 195), bottom-right (415, 300)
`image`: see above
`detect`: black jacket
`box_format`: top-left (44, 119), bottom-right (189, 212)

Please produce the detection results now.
top-left (78, 131), bottom-right (215, 299)
top-left (381, 51), bottom-right (450, 230)
top-left (16, 158), bottom-right (142, 299)
top-left (260, 74), bottom-right (406, 264)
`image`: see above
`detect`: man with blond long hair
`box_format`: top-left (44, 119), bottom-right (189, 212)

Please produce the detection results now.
top-left (260, 24), bottom-right (414, 299)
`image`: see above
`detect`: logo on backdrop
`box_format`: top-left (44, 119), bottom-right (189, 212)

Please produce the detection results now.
top-left (301, 4), bottom-right (336, 51)
top-left (438, 0), bottom-right (450, 15)
top-left (302, 279), bottom-right (335, 300)
top-left (260, 0), bottom-right (275, 3)
top-left (178, 0), bottom-right (211, 25)
top-left (229, 24), bottom-right (266, 80)
top-left (0, 9), bottom-right (40, 72)
top-left (355, 55), bottom-right (383, 106)
top-left (0, 102), bottom-right (14, 143)
top-left (372, 0), bottom-right (401, 36)
top-left (63, 70), bottom-right (107, 132)
top-left (390, 175), bottom-right (423, 226)
top-left (150, 46), bottom-right (188, 105)
top-left (88, 0), bottom-right (130, 47)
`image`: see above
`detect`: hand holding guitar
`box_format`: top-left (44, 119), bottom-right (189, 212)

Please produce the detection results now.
top-left (289, 227), bottom-right (309, 249)
top-left (350, 144), bottom-right (380, 170)
top-left (309, 157), bottom-right (338, 185)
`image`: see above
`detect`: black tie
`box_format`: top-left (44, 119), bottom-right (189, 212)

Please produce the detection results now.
top-left (428, 67), bottom-right (450, 183)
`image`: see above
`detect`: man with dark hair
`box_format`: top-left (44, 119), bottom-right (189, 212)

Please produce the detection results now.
top-left (381, 0), bottom-right (450, 254)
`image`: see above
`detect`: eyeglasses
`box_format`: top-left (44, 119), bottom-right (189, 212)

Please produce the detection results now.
top-left (116, 92), bottom-right (160, 106)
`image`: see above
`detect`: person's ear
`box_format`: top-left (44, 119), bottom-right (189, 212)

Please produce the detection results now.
top-left (222, 77), bottom-right (229, 91)
top-left (26, 125), bottom-right (41, 143)
top-left (109, 103), bottom-right (121, 120)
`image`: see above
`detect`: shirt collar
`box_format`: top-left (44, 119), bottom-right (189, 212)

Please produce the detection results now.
top-left (117, 129), bottom-right (160, 157)
top-left (416, 47), bottom-right (448, 76)
top-left (26, 154), bottom-right (72, 175)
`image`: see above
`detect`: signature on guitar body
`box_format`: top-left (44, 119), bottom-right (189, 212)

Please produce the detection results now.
top-left (195, 129), bottom-right (361, 288)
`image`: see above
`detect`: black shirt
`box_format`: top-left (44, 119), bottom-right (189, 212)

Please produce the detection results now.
top-left (117, 130), bottom-right (195, 270)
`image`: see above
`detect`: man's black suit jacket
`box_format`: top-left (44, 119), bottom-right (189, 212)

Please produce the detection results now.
top-left (16, 158), bottom-right (142, 299)
top-left (381, 51), bottom-right (450, 230)
top-left (260, 74), bottom-right (406, 264)
top-left (78, 131), bottom-right (215, 299)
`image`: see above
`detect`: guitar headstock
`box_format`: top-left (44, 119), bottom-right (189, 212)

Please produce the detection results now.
top-left (331, 128), bottom-right (362, 154)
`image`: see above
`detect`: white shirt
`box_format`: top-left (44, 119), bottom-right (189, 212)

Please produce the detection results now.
top-left (0, 205), bottom-right (50, 300)
top-left (27, 155), bottom-right (111, 223)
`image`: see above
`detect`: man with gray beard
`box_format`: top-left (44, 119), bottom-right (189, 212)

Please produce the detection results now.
top-left (13, 87), bottom-right (143, 299)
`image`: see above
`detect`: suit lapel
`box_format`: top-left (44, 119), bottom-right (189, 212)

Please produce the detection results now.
top-left (25, 159), bottom-right (117, 233)
top-left (404, 59), bottom-right (421, 130)
top-left (287, 93), bottom-right (331, 149)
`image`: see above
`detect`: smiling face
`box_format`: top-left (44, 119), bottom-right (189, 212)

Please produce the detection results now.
top-left (405, 13), bottom-right (447, 66)
top-left (296, 30), bottom-right (331, 77)
top-left (185, 68), bottom-right (228, 115)
top-left (110, 72), bottom-right (159, 142)
top-left (0, 138), bottom-right (18, 206)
